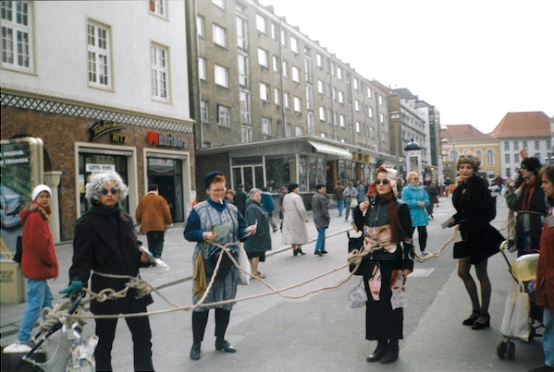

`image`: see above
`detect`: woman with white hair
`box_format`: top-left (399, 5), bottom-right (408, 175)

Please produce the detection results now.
top-left (401, 172), bottom-right (430, 257)
top-left (63, 171), bottom-right (155, 371)
top-left (244, 188), bottom-right (272, 278)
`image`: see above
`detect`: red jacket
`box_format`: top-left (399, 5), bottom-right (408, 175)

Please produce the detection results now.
top-left (535, 205), bottom-right (554, 312)
top-left (19, 204), bottom-right (59, 280)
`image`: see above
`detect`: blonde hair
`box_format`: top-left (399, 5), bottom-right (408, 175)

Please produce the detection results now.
top-left (407, 172), bottom-right (419, 182)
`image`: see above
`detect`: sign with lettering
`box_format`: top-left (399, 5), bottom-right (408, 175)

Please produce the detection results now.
top-left (85, 164), bottom-right (116, 173)
top-left (147, 131), bottom-right (187, 149)
top-left (90, 120), bottom-right (123, 141)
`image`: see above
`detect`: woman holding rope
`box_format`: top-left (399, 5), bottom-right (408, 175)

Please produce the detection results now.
top-left (184, 171), bottom-right (256, 361)
top-left (353, 165), bottom-right (414, 365)
top-left (63, 171), bottom-right (155, 371)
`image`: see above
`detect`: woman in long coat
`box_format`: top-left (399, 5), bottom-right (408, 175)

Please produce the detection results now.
top-left (244, 188), bottom-right (272, 278)
top-left (281, 183), bottom-right (309, 256)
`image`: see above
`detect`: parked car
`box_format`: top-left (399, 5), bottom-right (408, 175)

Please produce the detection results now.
top-left (0, 185), bottom-right (23, 229)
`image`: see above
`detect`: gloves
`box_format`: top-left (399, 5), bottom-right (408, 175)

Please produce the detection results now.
top-left (60, 279), bottom-right (83, 298)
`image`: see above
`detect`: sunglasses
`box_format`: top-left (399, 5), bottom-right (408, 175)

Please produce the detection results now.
top-left (459, 155), bottom-right (473, 159)
top-left (375, 179), bottom-right (390, 185)
top-left (101, 188), bottom-right (118, 195)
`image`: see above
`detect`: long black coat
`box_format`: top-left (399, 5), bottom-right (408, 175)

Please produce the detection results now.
top-left (70, 211), bottom-right (153, 315)
top-left (244, 199), bottom-right (272, 253)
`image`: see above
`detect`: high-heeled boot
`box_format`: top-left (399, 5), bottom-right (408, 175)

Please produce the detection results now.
top-left (366, 340), bottom-right (387, 362)
top-left (380, 340), bottom-right (399, 364)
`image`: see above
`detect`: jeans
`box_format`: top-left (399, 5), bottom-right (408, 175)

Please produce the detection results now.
top-left (337, 200), bottom-right (344, 216)
top-left (544, 308), bottom-right (554, 367)
top-left (315, 227), bottom-right (326, 253)
top-left (19, 279), bottom-right (54, 342)
top-left (146, 230), bottom-right (165, 258)
top-left (345, 201), bottom-right (353, 221)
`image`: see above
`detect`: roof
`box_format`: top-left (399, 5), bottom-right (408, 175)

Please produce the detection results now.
top-left (488, 111), bottom-right (550, 138)
top-left (441, 124), bottom-right (495, 142)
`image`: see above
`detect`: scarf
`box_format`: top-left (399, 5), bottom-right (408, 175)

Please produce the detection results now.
top-left (374, 189), bottom-right (407, 244)
top-left (78, 203), bottom-right (123, 222)
top-left (27, 201), bottom-right (51, 221)
top-left (520, 178), bottom-right (536, 211)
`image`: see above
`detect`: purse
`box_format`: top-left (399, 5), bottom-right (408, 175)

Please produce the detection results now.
top-left (204, 245), bottom-right (237, 281)
top-left (347, 231), bottom-right (365, 275)
top-left (453, 240), bottom-right (471, 259)
top-left (346, 279), bottom-right (368, 309)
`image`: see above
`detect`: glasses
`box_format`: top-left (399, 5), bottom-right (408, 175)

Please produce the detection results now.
top-left (375, 179), bottom-right (390, 185)
top-left (101, 188), bottom-right (118, 195)
top-left (520, 166), bottom-right (527, 170)
top-left (459, 155), bottom-right (473, 159)
top-left (211, 188), bottom-right (227, 193)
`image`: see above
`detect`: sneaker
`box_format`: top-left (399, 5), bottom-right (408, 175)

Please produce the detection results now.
top-left (420, 251), bottom-right (430, 257)
top-left (3, 341), bottom-right (35, 353)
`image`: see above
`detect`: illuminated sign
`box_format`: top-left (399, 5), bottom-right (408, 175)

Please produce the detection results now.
top-left (147, 131), bottom-right (187, 149)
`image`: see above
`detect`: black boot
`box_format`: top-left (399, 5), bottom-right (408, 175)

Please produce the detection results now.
top-left (380, 341), bottom-right (399, 364)
top-left (190, 343), bottom-right (201, 360)
top-left (366, 341), bottom-right (387, 363)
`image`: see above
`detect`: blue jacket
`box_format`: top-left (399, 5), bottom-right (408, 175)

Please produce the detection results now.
top-left (401, 184), bottom-right (430, 227)
top-left (260, 192), bottom-right (275, 217)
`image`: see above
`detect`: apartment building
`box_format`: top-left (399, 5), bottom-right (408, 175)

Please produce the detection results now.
top-left (1, 1), bottom-right (194, 241)
top-left (187, 0), bottom-right (403, 199)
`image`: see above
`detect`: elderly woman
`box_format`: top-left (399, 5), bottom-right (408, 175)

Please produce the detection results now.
top-left (282, 183), bottom-right (309, 256)
top-left (244, 188), bottom-right (272, 278)
top-left (445, 156), bottom-right (504, 330)
top-left (353, 165), bottom-right (414, 365)
top-left (65, 171), bottom-right (154, 371)
top-left (184, 171), bottom-right (256, 361)
top-left (401, 172), bottom-right (430, 257)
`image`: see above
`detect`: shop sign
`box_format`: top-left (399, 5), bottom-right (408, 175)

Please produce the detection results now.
top-left (147, 131), bottom-right (187, 149)
top-left (90, 120), bottom-right (123, 141)
top-left (85, 163), bottom-right (116, 173)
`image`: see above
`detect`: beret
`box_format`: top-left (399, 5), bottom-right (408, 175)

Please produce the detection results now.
top-left (204, 171), bottom-right (223, 189)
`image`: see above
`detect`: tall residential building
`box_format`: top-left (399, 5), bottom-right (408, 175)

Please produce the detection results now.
top-left (1, 1), bottom-right (194, 241)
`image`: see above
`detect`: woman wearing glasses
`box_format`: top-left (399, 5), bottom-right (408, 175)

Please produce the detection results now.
top-left (401, 172), bottom-right (430, 257)
top-left (353, 165), bottom-right (414, 365)
top-left (67, 171), bottom-right (155, 371)
top-left (445, 156), bottom-right (504, 330)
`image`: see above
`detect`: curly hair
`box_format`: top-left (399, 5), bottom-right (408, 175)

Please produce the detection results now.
top-left (85, 171), bottom-right (129, 204)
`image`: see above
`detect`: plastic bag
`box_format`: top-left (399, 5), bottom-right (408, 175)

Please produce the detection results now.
top-left (347, 280), bottom-right (367, 309)
top-left (236, 245), bottom-right (251, 285)
top-left (500, 282), bottom-right (530, 341)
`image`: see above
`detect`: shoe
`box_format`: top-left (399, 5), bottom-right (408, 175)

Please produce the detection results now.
top-left (366, 343), bottom-right (386, 363)
top-left (254, 272), bottom-right (266, 279)
top-left (293, 248), bottom-right (299, 256)
top-left (471, 313), bottom-right (490, 330)
top-left (297, 249), bottom-right (306, 255)
top-left (462, 310), bottom-right (480, 326)
top-left (420, 251), bottom-right (430, 257)
top-left (314, 251), bottom-right (323, 257)
top-left (190, 343), bottom-right (201, 360)
top-left (273, 228), bottom-right (278, 233)
top-left (529, 365), bottom-right (554, 371)
top-left (380, 345), bottom-right (399, 364)
top-left (321, 250), bottom-right (329, 254)
top-left (429, 214), bottom-right (433, 219)
top-left (3, 341), bottom-right (36, 353)
top-left (215, 340), bottom-right (236, 353)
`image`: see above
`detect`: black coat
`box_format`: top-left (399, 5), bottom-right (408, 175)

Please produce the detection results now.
top-left (70, 211), bottom-right (153, 315)
top-left (244, 199), bottom-right (272, 253)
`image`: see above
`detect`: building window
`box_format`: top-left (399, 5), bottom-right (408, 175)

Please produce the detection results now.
top-left (523, 140), bottom-right (527, 149)
top-left (270, 23), bottom-right (277, 39)
top-left (513, 141), bottom-right (519, 151)
top-left (239, 91), bottom-right (250, 124)
top-left (280, 29), bottom-right (287, 47)
top-left (87, 22), bottom-right (111, 88)
top-left (256, 14), bottom-right (266, 34)
top-left (274, 88), bottom-right (280, 106)
top-left (218, 105), bottom-right (230, 126)
top-left (293, 96), bottom-right (301, 112)
top-left (151, 44), bottom-right (169, 101)
top-left (504, 141), bottom-right (510, 151)
top-left (338, 91), bottom-right (344, 104)
top-left (261, 117), bottom-right (271, 135)
top-left (505, 154), bottom-right (510, 163)
top-left (380, 113), bottom-right (384, 124)
top-left (236, 16), bottom-right (247, 50)
top-left (353, 78), bottom-right (358, 90)
top-left (284, 93), bottom-right (290, 109)
top-left (308, 112), bottom-right (315, 135)
top-left (379, 95), bottom-right (383, 105)
top-left (486, 150), bottom-right (493, 165)
top-left (295, 126), bottom-right (304, 136)
top-left (196, 15), bottom-right (205, 38)
top-left (200, 100), bottom-right (208, 122)
top-left (238, 53), bottom-right (248, 86)
top-left (305, 85), bottom-right (313, 110)
top-left (198, 57), bottom-right (206, 80)
top-left (213, 24), bottom-right (227, 48)
top-left (368, 107), bottom-right (373, 118)
top-left (340, 114), bottom-right (345, 127)
top-left (367, 87), bottom-right (372, 98)
top-left (272, 55), bottom-right (279, 72)
top-left (1, 0), bottom-right (33, 72)
top-left (282, 61), bottom-right (288, 77)
top-left (290, 36), bottom-right (298, 53)
top-left (242, 125), bottom-right (252, 142)
top-left (214, 64), bottom-right (228, 87)
top-left (259, 82), bottom-right (270, 101)
top-left (319, 106), bottom-right (326, 121)
top-left (535, 140), bottom-right (540, 150)
top-left (355, 100), bottom-right (360, 111)
top-left (291, 66), bottom-right (300, 82)
top-left (304, 56), bottom-right (312, 83)
top-left (317, 80), bottom-right (324, 94)
top-left (257, 47), bottom-right (268, 67)
top-left (149, 0), bottom-right (166, 17)
top-left (356, 121), bottom-right (361, 133)
top-left (336, 67), bottom-right (342, 80)
top-left (514, 153), bottom-right (520, 163)
top-left (212, 0), bottom-right (225, 9)
top-left (316, 54), bottom-right (322, 68)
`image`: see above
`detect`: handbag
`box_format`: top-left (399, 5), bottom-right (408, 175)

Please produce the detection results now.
top-left (204, 245), bottom-right (237, 281)
top-left (12, 236), bottom-right (22, 263)
top-left (433, 195), bottom-right (439, 204)
top-left (350, 198), bottom-right (358, 209)
top-left (453, 240), bottom-right (471, 259)
top-left (346, 279), bottom-right (368, 309)
top-left (347, 231), bottom-right (365, 275)
top-left (500, 282), bottom-right (530, 341)
top-left (236, 245), bottom-right (251, 285)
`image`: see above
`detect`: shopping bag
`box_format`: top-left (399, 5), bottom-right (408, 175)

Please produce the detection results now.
top-left (237, 245), bottom-right (251, 285)
top-left (500, 282), bottom-right (530, 341)
top-left (346, 279), bottom-right (367, 309)
top-left (350, 198), bottom-right (358, 209)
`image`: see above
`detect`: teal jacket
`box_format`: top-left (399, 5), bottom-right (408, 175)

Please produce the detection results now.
top-left (401, 184), bottom-right (430, 227)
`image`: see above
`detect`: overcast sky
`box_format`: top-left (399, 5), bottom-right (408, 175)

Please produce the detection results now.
top-left (259, 0), bottom-right (554, 134)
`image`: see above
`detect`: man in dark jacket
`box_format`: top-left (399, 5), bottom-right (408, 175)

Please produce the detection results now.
top-left (312, 184), bottom-right (330, 256)
top-left (234, 184), bottom-right (247, 216)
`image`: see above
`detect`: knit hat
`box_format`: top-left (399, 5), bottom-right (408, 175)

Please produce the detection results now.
top-left (32, 184), bottom-right (52, 201)
top-left (204, 171), bottom-right (223, 189)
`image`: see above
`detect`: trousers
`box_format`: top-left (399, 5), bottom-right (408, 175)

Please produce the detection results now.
top-left (192, 308), bottom-right (231, 344)
top-left (146, 230), bottom-right (165, 258)
top-left (19, 279), bottom-right (54, 342)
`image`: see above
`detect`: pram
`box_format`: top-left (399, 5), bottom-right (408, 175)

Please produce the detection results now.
top-left (1, 294), bottom-right (98, 371)
top-left (497, 242), bottom-right (544, 359)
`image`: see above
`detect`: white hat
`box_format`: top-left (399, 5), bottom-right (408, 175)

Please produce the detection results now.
top-left (32, 184), bottom-right (52, 201)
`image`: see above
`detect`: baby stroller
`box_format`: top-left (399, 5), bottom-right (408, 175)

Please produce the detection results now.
top-left (1, 294), bottom-right (98, 371)
top-left (497, 243), bottom-right (544, 359)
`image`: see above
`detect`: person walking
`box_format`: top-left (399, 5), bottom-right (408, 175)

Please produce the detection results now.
top-left (402, 172), bottom-right (430, 256)
top-left (424, 180), bottom-right (439, 219)
top-left (5, 185), bottom-right (59, 353)
top-left (334, 181), bottom-right (345, 217)
top-left (64, 171), bottom-right (155, 371)
top-left (356, 180), bottom-right (367, 204)
top-left (445, 156), bottom-right (504, 330)
top-left (530, 165), bottom-right (554, 372)
top-left (135, 183), bottom-right (173, 258)
top-left (343, 182), bottom-right (358, 222)
top-left (260, 187), bottom-right (278, 232)
top-left (282, 183), bottom-right (309, 256)
top-left (312, 184), bottom-right (330, 256)
top-left (184, 171), bottom-right (256, 361)
top-left (234, 184), bottom-right (248, 216)
top-left (353, 166), bottom-right (414, 365)
top-left (244, 188), bottom-right (272, 279)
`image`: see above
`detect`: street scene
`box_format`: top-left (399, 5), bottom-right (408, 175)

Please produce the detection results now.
top-left (0, 196), bottom-right (543, 371)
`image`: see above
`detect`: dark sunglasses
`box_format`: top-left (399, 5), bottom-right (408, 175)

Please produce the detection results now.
top-left (459, 155), bottom-right (473, 159)
top-left (101, 188), bottom-right (118, 195)
top-left (375, 179), bottom-right (390, 185)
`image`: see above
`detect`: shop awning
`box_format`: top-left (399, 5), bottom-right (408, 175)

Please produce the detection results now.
top-left (308, 140), bottom-right (352, 160)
